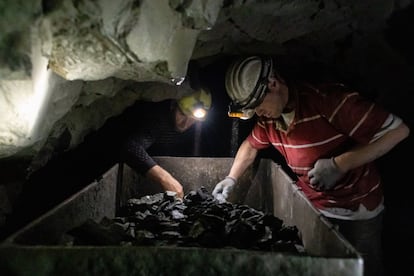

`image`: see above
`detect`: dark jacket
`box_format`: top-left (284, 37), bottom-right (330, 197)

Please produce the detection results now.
top-left (120, 100), bottom-right (196, 174)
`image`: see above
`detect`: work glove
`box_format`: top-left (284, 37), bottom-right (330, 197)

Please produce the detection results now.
top-left (212, 176), bottom-right (236, 203)
top-left (308, 158), bottom-right (344, 191)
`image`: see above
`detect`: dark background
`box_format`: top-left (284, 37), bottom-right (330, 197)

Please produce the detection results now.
top-left (2, 6), bottom-right (414, 273)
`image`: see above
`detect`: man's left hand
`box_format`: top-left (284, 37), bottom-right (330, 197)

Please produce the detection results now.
top-left (308, 158), bottom-right (344, 191)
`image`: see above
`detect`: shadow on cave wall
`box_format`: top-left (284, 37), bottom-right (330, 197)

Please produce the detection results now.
top-left (2, 4), bottom-right (414, 271)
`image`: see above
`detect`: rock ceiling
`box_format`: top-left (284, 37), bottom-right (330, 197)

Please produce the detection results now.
top-left (0, 0), bottom-right (413, 174)
top-left (2, 2), bottom-right (414, 270)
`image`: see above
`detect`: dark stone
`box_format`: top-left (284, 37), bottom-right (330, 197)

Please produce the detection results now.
top-left (66, 187), bottom-right (304, 254)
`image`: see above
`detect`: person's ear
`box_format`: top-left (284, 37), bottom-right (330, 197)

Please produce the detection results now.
top-left (268, 76), bottom-right (278, 89)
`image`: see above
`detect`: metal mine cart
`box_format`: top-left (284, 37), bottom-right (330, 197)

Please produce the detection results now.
top-left (0, 157), bottom-right (363, 275)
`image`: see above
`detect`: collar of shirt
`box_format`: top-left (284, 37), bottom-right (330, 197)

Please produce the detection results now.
top-left (272, 110), bottom-right (295, 132)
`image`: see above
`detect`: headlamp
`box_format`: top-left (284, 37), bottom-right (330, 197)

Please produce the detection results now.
top-left (227, 104), bottom-right (255, 120)
top-left (177, 87), bottom-right (211, 121)
top-left (192, 106), bottom-right (207, 120)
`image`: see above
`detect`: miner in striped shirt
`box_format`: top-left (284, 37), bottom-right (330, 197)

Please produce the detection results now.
top-left (212, 56), bottom-right (410, 276)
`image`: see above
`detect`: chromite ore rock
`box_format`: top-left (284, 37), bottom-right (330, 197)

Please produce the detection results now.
top-left (66, 187), bottom-right (304, 254)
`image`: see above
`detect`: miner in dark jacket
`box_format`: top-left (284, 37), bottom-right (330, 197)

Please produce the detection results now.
top-left (121, 88), bottom-right (211, 199)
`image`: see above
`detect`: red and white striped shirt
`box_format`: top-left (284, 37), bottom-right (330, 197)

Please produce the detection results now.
top-left (247, 83), bottom-right (390, 212)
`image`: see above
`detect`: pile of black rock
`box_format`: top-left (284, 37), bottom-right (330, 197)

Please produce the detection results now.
top-left (66, 187), bottom-right (304, 254)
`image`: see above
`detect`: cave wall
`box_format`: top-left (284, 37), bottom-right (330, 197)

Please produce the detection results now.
top-left (1, 1), bottom-right (414, 274)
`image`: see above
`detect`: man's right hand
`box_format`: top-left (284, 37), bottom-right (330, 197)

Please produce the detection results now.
top-left (212, 176), bottom-right (236, 203)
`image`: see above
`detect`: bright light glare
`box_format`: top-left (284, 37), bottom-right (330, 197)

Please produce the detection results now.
top-left (193, 108), bottom-right (206, 119)
top-left (0, 60), bottom-right (51, 149)
top-left (27, 59), bottom-right (52, 138)
top-left (171, 76), bottom-right (186, 85)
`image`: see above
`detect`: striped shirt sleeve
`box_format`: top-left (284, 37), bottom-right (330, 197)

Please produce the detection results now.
top-left (318, 86), bottom-right (390, 145)
top-left (247, 120), bottom-right (271, 149)
top-left (369, 113), bottom-right (402, 143)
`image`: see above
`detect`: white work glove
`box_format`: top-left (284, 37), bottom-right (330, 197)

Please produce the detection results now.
top-left (308, 158), bottom-right (344, 191)
top-left (212, 176), bottom-right (236, 203)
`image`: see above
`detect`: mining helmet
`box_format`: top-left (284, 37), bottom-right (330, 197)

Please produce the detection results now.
top-left (225, 56), bottom-right (273, 119)
top-left (177, 87), bottom-right (212, 121)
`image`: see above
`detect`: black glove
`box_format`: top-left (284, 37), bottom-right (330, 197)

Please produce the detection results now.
top-left (212, 176), bottom-right (236, 203)
top-left (308, 158), bottom-right (344, 191)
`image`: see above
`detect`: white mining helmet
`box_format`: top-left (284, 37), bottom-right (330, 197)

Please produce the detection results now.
top-left (177, 87), bottom-right (212, 121)
top-left (225, 56), bottom-right (273, 119)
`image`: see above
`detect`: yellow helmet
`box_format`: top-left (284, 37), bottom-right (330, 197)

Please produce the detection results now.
top-left (225, 56), bottom-right (273, 119)
top-left (177, 87), bottom-right (212, 121)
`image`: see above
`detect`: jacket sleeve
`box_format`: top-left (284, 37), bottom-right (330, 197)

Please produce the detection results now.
top-left (121, 127), bottom-right (159, 174)
top-left (119, 101), bottom-right (166, 174)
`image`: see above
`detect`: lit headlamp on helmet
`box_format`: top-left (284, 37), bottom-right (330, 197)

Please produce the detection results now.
top-left (225, 56), bottom-right (273, 120)
top-left (177, 87), bottom-right (212, 121)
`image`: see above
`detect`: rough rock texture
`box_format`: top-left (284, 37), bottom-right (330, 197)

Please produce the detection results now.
top-left (67, 189), bottom-right (304, 253)
top-left (1, 1), bottom-right (414, 274)
top-left (1, 0), bottom-right (412, 166)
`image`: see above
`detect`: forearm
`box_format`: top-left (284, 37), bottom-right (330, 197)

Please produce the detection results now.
top-left (146, 165), bottom-right (184, 198)
top-left (228, 139), bottom-right (258, 179)
top-left (334, 122), bottom-right (410, 172)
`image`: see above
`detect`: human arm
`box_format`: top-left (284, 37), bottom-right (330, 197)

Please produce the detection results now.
top-left (212, 139), bottom-right (259, 201)
top-left (333, 120), bottom-right (409, 173)
top-left (309, 116), bottom-right (410, 190)
top-left (120, 111), bottom-right (185, 198)
top-left (146, 165), bottom-right (184, 198)
top-left (122, 136), bottom-right (185, 199)
top-left (228, 139), bottom-right (259, 179)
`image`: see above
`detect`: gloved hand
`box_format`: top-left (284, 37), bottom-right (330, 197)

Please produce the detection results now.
top-left (212, 176), bottom-right (236, 203)
top-left (308, 158), bottom-right (344, 191)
